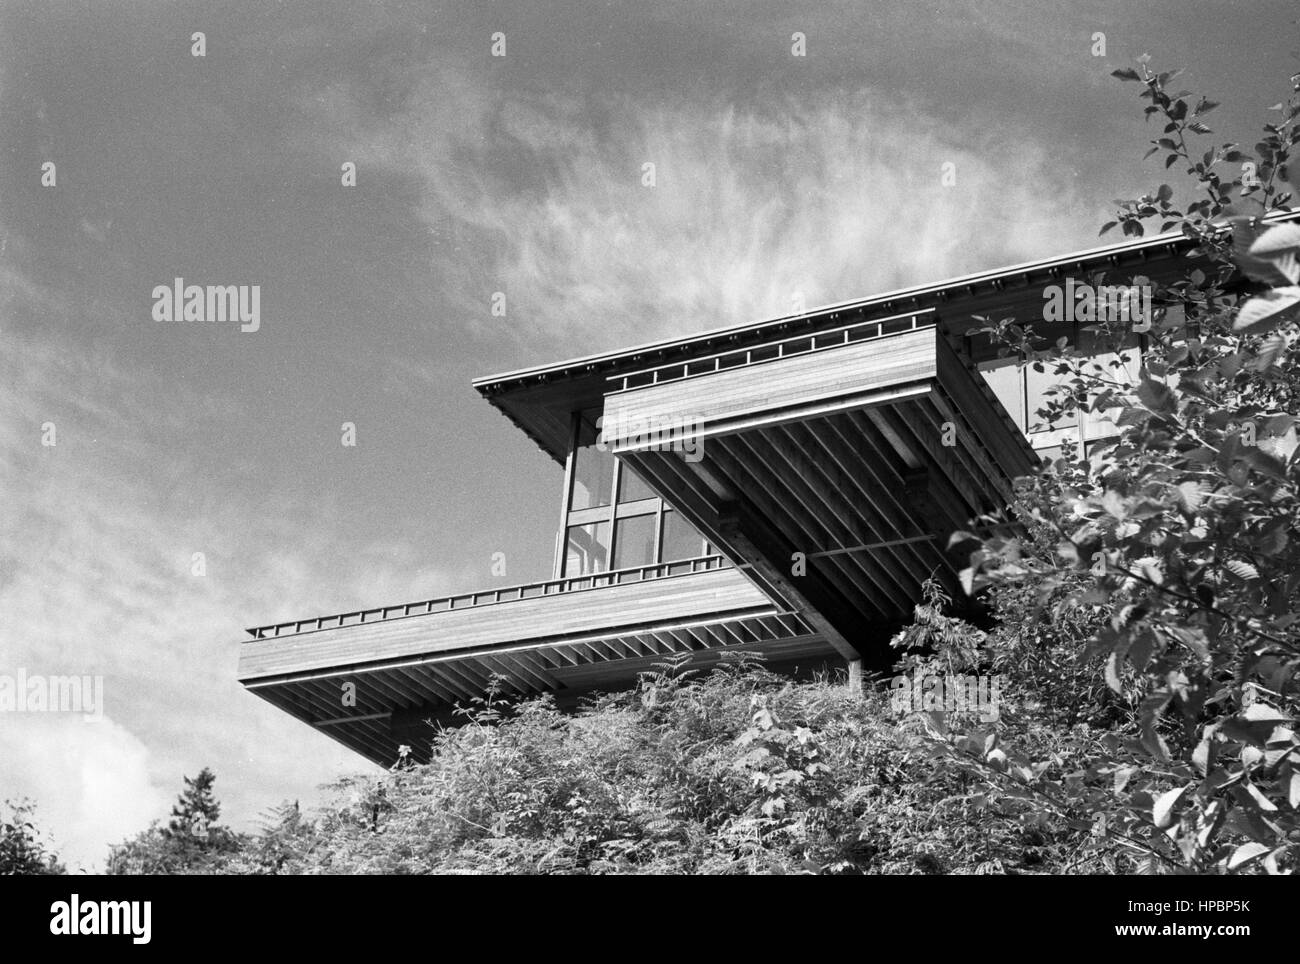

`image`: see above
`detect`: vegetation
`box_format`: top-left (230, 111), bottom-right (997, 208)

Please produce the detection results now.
top-left (106, 661), bottom-right (1111, 874)
top-left (952, 58), bottom-right (1300, 873)
top-left (107, 767), bottom-right (241, 874)
top-left (14, 60), bottom-right (1300, 876)
top-left (0, 799), bottom-right (66, 875)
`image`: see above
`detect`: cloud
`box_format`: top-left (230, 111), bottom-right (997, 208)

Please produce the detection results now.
top-left (313, 68), bottom-right (1108, 355)
top-left (0, 713), bottom-right (166, 873)
top-left (0, 274), bottom-right (470, 869)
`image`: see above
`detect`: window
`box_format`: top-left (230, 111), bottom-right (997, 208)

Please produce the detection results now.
top-left (661, 509), bottom-right (707, 562)
top-left (612, 514), bottom-right (656, 570)
top-left (564, 521), bottom-right (611, 577)
top-left (1078, 328), bottom-right (1141, 442)
top-left (555, 410), bottom-right (713, 577)
top-left (979, 360), bottom-right (1025, 429)
top-left (569, 413), bottom-right (615, 510)
top-left (1036, 445), bottom-right (1064, 464)
top-left (618, 465), bottom-right (656, 504)
top-left (1024, 362), bottom-right (1078, 432)
top-left (979, 328), bottom-right (1144, 460)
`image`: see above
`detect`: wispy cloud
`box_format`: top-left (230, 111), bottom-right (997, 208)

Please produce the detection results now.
top-left (313, 69), bottom-right (1107, 357)
top-left (0, 276), bottom-right (471, 869)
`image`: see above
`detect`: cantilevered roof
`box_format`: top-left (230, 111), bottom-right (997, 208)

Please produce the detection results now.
top-left (472, 210), bottom-right (1300, 461)
top-left (601, 315), bottom-right (1037, 656)
top-left (474, 211), bottom-right (1298, 391)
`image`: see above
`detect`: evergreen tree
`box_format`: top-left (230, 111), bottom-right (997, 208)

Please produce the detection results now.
top-left (163, 767), bottom-right (223, 845)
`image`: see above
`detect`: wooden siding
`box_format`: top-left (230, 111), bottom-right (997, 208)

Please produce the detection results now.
top-left (242, 605), bottom-right (831, 766)
top-left (602, 327), bottom-right (938, 449)
top-left (239, 565), bottom-right (777, 682)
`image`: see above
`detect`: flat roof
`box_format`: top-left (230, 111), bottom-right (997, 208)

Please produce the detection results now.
top-left (473, 208), bottom-right (1300, 392)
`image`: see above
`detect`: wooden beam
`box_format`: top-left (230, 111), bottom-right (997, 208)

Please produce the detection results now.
top-left (315, 710), bottom-right (392, 727)
top-left (718, 505), bottom-right (859, 661)
top-left (710, 433), bottom-right (900, 622)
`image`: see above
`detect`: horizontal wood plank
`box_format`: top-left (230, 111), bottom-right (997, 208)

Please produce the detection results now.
top-left (602, 328), bottom-right (939, 448)
top-left (238, 567), bottom-right (776, 681)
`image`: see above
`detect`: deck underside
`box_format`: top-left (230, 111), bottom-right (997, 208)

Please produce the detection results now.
top-left (238, 564), bottom-right (831, 765)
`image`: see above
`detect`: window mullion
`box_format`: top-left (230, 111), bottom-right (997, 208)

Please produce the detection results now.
top-left (555, 412), bottom-right (580, 578)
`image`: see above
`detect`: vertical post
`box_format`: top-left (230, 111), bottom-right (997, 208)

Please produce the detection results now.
top-left (847, 659), bottom-right (863, 697)
top-left (554, 412), bottom-right (580, 578)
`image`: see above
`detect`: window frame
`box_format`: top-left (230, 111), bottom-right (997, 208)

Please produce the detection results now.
top-left (975, 316), bottom-right (1147, 462)
top-left (554, 410), bottom-right (710, 577)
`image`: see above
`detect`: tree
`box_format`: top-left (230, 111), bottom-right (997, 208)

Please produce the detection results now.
top-left (939, 58), bottom-right (1300, 873)
top-left (0, 799), bottom-right (65, 875)
top-left (108, 768), bottom-right (241, 874)
top-left (164, 767), bottom-right (223, 844)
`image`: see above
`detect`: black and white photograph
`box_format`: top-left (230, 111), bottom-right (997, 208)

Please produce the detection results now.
top-left (0, 0), bottom-right (1296, 938)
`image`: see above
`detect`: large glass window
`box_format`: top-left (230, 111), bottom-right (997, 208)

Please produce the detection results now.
top-left (618, 465), bottom-right (656, 504)
top-left (556, 410), bottom-right (712, 577)
top-left (564, 521), bottom-right (611, 577)
top-left (1025, 362), bottom-right (1078, 432)
top-left (978, 325), bottom-right (1143, 460)
top-left (569, 413), bottom-right (615, 510)
top-left (979, 359), bottom-right (1026, 431)
top-left (661, 509), bottom-right (708, 562)
top-left (612, 514), bottom-right (657, 570)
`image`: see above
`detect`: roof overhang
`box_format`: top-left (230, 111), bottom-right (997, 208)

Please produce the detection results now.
top-left (472, 210), bottom-right (1300, 457)
top-left (598, 313), bottom-right (1037, 658)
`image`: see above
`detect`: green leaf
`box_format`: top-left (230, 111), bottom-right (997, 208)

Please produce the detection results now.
top-left (1111, 68), bottom-right (1141, 81)
top-left (1117, 406), bottom-right (1152, 427)
top-left (1233, 288), bottom-right (1300, 335)
top-left (1225, 560), bottom-right (1260, 581)
top-left (1231, 218), bottom-right (1298, 285)
top-left (1105, 653), bottom-right (1123, 693)
top-left (1250, 333), bottom-right (1288, 372)
top-left (1166, 625), bottom-right (1209, 660)
top-left (1175, 481), bottom-right (1205, 512)
top-left (1242, 702), bottom-right (1288, 722)
top-left (1228, 841), bottom-right (1270, 870)
top-left (1136, 377), bottom-right (1177, 416)
top-left (1152, 786), bottom-right (1187, 828)
top-left (1248, 223), bottom-right (1300, 284)
top-left (1192, 740), bottom-right (1212, 776)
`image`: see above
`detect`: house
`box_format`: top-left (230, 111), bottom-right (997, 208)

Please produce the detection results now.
top-left (236, 213), bottom-right (1295, 766)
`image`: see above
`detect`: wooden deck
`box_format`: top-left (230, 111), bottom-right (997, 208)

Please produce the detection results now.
top-left (239, 558), bottom-right (832, 765)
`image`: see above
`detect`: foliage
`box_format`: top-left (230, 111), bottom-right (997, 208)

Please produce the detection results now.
top-left (0, 799), bottom-right (65, 875)
top-left (164, 766), bottom-right (223, 842)
top-left (107, 662), bottom-right (1107, 874)
top-left (107, 769), bottom-right (242, 875)
top-left (98, 55), bottom-right (1300, 878)
top-left (946, 59), bottom-right (1300, 873)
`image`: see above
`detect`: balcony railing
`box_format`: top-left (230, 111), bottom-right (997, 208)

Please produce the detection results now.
top-left (244, 554), bottom-right (730, 641)
top-left (607, 307), bottom-right (937, 393)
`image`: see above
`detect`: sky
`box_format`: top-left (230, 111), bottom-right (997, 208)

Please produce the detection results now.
top-left (1, 0), bottom-right (1297, 870)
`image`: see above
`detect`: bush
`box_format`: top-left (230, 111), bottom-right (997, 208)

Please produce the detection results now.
top-left (152, 661), bottom-right (1104, 875)
top-left (0, 799), bottom-right (65, 875)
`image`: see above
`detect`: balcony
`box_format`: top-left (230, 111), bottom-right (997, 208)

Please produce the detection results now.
top-left (598, 311), bottom-right (1038, 657)
top-left (238, 556), bottom-right (828, 765)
